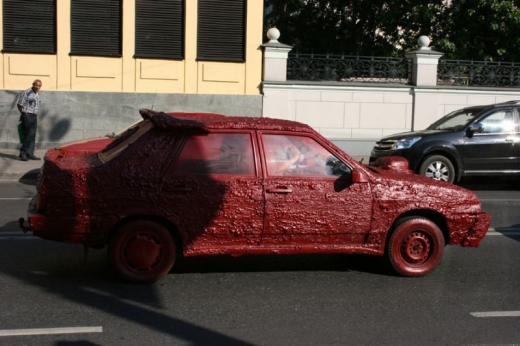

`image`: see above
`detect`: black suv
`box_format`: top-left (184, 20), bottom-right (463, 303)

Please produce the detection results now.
top-left (369, 101), bottom-right (520, 183)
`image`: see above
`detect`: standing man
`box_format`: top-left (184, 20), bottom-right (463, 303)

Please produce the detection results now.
top-left (17, 79), bottom-right (42, 161)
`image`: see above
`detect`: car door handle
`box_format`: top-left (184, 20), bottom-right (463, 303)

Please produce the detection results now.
top-left (266, 187), bottom-right (293, 194)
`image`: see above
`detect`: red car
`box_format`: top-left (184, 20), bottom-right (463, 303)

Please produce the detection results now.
top-left (21, 109), bottom-right (491, 282)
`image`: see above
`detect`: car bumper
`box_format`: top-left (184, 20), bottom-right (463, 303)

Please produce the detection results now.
top-left (448, 211), bottom-right (491, 247)
top-left (20, 196), bottom-right (89, 244)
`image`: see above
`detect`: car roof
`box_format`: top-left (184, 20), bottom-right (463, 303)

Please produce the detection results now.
top-left (139, 108), bottom-right (316, 134)
top-left (462, 100), bottom-right (520, 112)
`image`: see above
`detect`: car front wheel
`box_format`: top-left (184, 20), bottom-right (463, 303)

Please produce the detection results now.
top-left (109, 220), bottom-right (176, 283)
top-left (419, 155), bottom-right (455, 183)
top-left (386, 217), bottom-right (445, 277)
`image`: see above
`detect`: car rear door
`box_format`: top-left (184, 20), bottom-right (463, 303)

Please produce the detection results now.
top-left (161, 130), bottom-right (264, 253)
top-left (462, 107), bottom-right (520, 172)
top-left (259, 132), bottom-right (373, 248)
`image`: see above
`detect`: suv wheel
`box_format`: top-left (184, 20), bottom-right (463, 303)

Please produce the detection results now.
top-left (419, 155), bottom-right (455, 183)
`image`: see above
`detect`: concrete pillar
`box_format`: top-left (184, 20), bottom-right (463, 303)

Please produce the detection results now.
top-left (405, 36), bottom-right (443, 86)
top-left (261, 28), bottom-right (292, 82)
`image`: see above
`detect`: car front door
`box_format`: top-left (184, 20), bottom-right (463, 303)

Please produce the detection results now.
top-left (260, 132), bottom-right (373, 248)
top-left (462, 108), bottom-right (520, 172)
top-left (160, 131), bottom-right (264, 253)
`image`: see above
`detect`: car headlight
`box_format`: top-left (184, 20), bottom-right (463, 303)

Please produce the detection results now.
top-left (391, 137), bottom-right (421, 150)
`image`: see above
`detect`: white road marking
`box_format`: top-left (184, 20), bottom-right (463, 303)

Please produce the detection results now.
top-left (0, 198), bottom-right (32, 200)
top-left (487, 228), bottom-right (520, 236)
top-left (0, 326), bottom-right (102, 336)
top-left (471, 311), bottom-right (520, 317)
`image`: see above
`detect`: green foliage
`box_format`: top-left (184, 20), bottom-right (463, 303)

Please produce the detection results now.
top-left (264, 0), bottom-right (520, 61)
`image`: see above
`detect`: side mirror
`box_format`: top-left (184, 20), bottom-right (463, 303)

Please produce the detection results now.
top-left (351, 168), bottom-right (369, 183)
top-left (467, 123), bottom-right (484, 137)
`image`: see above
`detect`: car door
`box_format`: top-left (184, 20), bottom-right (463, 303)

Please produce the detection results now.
top-left (160, 131), bottom-right (264, 253)
top-left (259, 132), bottom-right (373, 247)
top-left (462, 107), bottom-right (520, 172)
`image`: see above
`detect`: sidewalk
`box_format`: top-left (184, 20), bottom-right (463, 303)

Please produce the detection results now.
top-left (0, 148), bottom-right (47, 181)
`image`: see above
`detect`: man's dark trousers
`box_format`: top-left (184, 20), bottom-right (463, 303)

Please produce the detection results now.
top-left (20, 112), bottom-right (37, 156)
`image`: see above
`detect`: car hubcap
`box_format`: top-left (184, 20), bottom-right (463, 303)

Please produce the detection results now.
top-left (400, 231), bottom-right (431, 264)
top-left (425, 162), bottom-right (449, 181)
top-left (123, 232), bottom-right (162, 271)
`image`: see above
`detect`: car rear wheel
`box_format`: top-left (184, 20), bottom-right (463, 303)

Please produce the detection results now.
top-left (419, 155), bottom-right (455, 183)
top-left (109, 220), bottom-right (176, 283)
top-left (386, 217), bottom-right (445, 277)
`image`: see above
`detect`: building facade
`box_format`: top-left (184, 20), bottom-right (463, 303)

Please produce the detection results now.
top-left (0, 0), bottom-right (264, 148)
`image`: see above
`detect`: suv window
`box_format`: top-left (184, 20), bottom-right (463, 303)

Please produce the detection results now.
top-left (427, 108), bottom-right (482, 131)
top-left (478, 110), bottom-right (516, 134)
top-left (173, 133), bottom-right (255, 175)
top-left (262, 134), bottom-right (346, 177)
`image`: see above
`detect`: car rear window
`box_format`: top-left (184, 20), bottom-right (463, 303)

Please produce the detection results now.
top-left (173, 133), bottom-right (255, 175)
top-left (98, 120), bottom-right (153, 163)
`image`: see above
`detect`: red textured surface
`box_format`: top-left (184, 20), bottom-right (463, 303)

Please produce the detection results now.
top-left (27, 109), bottom-right (491, 259)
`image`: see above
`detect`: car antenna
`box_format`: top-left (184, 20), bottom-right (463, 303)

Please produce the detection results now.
top-left (151, 90), bottom-right (157, 110)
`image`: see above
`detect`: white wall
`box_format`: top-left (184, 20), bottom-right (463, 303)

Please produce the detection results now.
top-left (262, 81), bottom-right (520, 155)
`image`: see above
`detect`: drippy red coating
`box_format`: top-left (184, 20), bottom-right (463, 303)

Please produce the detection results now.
top-left (373, 156), bottom-right (413, 174)
top-left (27, 109), bottom-right (491, 259)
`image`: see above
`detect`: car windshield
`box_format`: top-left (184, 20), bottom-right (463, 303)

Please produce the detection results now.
top-left (427, 108), bottom-right (483, 131)
top-left (98, 120), bottom-right (153, 163)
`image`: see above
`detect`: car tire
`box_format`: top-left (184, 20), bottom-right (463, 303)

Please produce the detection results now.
top-left (419, 155), bottom-right (455, 183)
top-left (109, 220), bottom-right (176, 283)
top-left (386, 217), bottom-right (445, 277)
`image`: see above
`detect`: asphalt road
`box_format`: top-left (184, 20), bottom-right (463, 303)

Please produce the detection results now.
top-left (0, 179), bottom-right (519, 345)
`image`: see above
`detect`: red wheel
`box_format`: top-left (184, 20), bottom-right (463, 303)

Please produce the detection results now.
top-left (386, 217), bottom-right (444, 277)
top-left (109, 220), bottom-right (176, 283)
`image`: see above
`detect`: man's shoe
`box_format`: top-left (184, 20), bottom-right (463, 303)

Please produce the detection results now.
top-left (19, 154), bottom-right (28, 161)
top-left (27, 154), bottom-right (41, 160)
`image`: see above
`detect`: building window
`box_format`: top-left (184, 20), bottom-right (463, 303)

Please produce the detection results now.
top-left (70, 0), bottom-right (122, 57)
top-left (2, 0), bottom-right (56, 54)
top-left (135, 0), bottom-right (184, 59)
top-left (197, 0), bottom-right (246, 62)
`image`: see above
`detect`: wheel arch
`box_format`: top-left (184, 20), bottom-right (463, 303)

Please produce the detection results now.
top-left (107, 215), bottom-right (184, 253)
top-left (388, 209), bottom-right (450, 246)
top-left (417, 149), bottom-right (461, 182)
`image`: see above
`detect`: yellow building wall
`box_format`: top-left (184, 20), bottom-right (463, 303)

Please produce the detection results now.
top-left (0, 0), bottom-right (263, 95)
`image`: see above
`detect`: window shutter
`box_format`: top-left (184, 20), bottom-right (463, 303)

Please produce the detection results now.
top-left (2, 0), bottom-right (56, 54)
top-left (197, 0), bottom-right (246, 62)
top-left (135, 0), bottom-right (184, 59)
top-left (70, 0), bottom-right (122, 57)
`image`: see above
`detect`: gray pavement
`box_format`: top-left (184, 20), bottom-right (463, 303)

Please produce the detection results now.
top-left (0, 148), bottom-right (47, 181)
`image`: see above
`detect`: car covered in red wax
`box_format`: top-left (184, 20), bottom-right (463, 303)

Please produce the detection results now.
top-left (20, 109), bottom-right (491, 283)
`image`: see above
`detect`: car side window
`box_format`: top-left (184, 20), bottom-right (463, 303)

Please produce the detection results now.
top-left (173, 133), bottom-right (255, 175)
top-left (262, 134), bottom-right (348, 177)
top-left (479, 110), bottom-right (516, 134)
